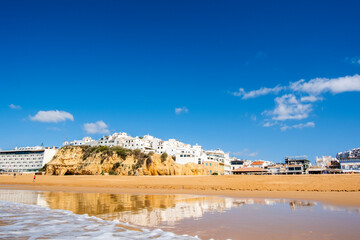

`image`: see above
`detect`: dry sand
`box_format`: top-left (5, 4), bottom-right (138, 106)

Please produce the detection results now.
top-left (1, 174), bottom-right (360, 207)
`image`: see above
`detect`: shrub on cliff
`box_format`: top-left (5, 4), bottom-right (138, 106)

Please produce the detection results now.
top-left (161, 153), bottom-right (168, 162)
top-left (112, 162), bottom-right (120, 170)
top-left (39, 164), bottom-right (47, 172)
top-left (146, 156), bottom-right (153, 167)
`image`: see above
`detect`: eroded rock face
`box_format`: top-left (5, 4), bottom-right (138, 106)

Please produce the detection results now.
top-left (46, 146), bottom-right (206, 176)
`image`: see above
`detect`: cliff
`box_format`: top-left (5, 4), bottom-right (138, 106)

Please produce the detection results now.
top-left (45, 146), bottom-right (206, 176)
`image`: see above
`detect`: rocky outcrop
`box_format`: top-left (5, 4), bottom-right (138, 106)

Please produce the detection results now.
top-left (46, 146), bottom-right (206, 176)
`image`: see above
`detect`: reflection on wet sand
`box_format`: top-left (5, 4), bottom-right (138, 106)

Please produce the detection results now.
top-left (2, 189), bottom-right (360, 240)
top-left (0, 189), bottom-right (359, 228)
top-left (42, 192), bottom-right (237, 227)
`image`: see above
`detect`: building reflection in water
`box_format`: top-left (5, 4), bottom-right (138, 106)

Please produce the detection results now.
top-left (1, 189), bottom-right (358, 228)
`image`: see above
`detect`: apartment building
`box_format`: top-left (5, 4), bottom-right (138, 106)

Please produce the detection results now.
top-left (337, 147), bottom-right (360, 173)
top-left (0, 146), bottom-right (58, 173)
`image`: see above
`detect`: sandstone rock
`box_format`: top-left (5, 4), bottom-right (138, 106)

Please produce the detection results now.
top-left (46, 146), bottom-right (207, 176)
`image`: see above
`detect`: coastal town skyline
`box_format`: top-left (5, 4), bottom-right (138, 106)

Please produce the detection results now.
top-left (1, 1), bottom-right (360, 163)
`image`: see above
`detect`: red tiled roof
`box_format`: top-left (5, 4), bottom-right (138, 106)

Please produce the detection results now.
top-left (251, 161), bottom-right (264, 165)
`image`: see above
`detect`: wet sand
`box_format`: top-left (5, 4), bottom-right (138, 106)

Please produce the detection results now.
top-left (1, 174), bottom-right (360, 207)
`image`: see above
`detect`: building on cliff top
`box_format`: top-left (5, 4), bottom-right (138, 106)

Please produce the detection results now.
top-left (62, 132), bottom-right (234, 175)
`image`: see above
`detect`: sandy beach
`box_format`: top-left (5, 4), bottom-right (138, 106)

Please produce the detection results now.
top-left (1, 174), bottom-right (360, 207)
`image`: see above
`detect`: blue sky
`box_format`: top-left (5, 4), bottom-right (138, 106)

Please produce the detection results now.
top-left (1, 0), bottom-right (360, 163)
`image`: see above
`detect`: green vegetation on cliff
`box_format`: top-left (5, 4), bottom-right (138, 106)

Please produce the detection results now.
top-left (46, 145), bottom-right (206, 176)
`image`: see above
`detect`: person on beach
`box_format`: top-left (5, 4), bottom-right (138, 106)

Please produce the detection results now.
top-left (33, 175), bottom-right (36, 183)
top-left (13, 173), bottom-right (16, 178)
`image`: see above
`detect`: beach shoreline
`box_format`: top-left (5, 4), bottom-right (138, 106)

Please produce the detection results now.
top-left (1, 174), bottom-right (360, 208)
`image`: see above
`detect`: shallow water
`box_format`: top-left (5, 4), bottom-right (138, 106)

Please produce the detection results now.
top-left (0, 189), bottom-right (360, 239)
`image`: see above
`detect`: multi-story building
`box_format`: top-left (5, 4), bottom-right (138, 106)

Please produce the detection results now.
top-left (284, 156), bottom-right (311, 174)
top-left (337, 148), bottom-right (360, 173)
top-left (315, 156), bottom-right (338, 168)
top-left (0, 146), bottom-right (58, 173)
top-left (175, 144), bottom-right (206, 165)
top-left (205, 149), bottom-right (231, 175)
top-left (230, 158), bottom-right (246, 171)
top-left (267, 165), bottom-right (286, 175)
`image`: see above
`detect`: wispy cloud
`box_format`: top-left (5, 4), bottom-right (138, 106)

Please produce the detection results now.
top-left (175, 106), bottom-right (189, 115)
top-left (233, 86), bottom-right (284, 99)
top-left (231, 148), bottom-right (258, 158)
top-left (345, 57), bottom-right (360, 65)
top-left (9, 104), bottom-right (22, 110)
top-left (280, 121), bottom-right (315, 131)
top-left (300, 95), bottom-right (322, 102)
top-left (30, 110), bottom-right (74, 123)
top-left (263, 121), bottom-right (276, 127)
top-left (83, 121), bottom-right (109, 134)
top-left (47, 126), bottom-right (61, 131)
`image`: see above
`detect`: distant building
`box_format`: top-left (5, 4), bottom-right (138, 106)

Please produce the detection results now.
top-left (315, 156), bottom-right (338, 168)
top-left (250, 160), bottom-right (272, 169)
top-left (205, 149), bottom-right (231, 175)
top-left (0, 146), bottom-right (58, 173)
top-left (232, 167), bottom-right (268, 175)
top-left (284, 156), bottom-right (311, 174)
top-left (337, 148), bottom-right (360, 173)
top-left (230, 158), bottom-right (245, 170)
top-left (267, 165), bottom-right (286, 175)
top-left (285, 164), bottom-right (303, 174)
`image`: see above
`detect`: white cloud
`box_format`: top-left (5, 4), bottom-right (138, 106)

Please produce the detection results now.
top-left (233, 85), bottom-right (284, 99)
top-left (266, 94), bottom-right (312, 121)
top-left (175, 106), bottom-right (189, 115)
top-left (345, 57), bottom-right (360, 65)
top-left (290, 74), bottom-right (360, 95)
top-left (83, 121), bottom-right (109, 134)
top-left (9, 104), bottom-right (22, 110)
top-left (280, 121), bottom-right (315, 131)
top-left (231, 148), bottom-right (258, 157)
top-left (30, 110), bottom-right (74, 123)
top-left (300, 95), bottom-right (322, 102)
top-left (47, 127), bottom-right (61, 131)
top-left (263, 121), bottom-right (276, 127)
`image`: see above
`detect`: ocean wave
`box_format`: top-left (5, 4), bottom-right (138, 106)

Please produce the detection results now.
top-left (0, 201), bottom-right (199, 239)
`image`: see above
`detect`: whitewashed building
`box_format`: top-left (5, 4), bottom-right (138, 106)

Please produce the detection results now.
top-left (175, 144), bottom-right (207, 165)
top-left (315, 156), bottom-right (337, 167)
top-left (337, 148), bottom-right (360, 173)
top-left (205, 149), bottom-right (231, 175)
top-left (62, 131), bottom-right (233, 172)
top-left (0, 146), bottom-right (58, 173)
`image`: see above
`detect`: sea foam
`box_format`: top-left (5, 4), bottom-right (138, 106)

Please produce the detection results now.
top-left (0, 201), bottom-right (199, 239)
